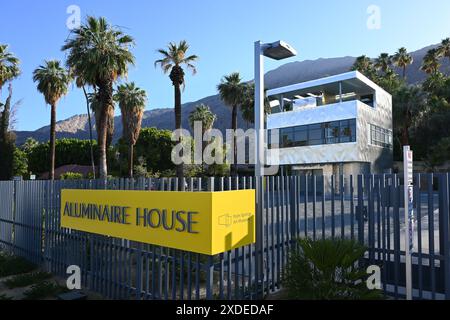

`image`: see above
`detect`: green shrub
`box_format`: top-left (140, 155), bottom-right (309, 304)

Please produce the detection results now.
top-left (60, 172), bottom-right (84, 180)
top-left (0, 294), bottom-right (12, 301)
top-left (27, 138), bottom-right (98, 174)
top-left (283, 238), bottom-right (383, 300)
top-left (23, 281), bottom-right (68, 300)
top-left (4, 271), bottom-right (52, 289)
top-left (12, 147), bottom-right (28, 177)
top-left (134, 128), bottom-right (176, 173)
top-left (0, 253), bottom-right (36, 277)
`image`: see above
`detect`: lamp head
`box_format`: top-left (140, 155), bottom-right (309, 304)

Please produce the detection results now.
top-left (263, 40), bottom-right (297, 60)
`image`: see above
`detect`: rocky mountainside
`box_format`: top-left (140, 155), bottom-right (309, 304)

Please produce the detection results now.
top-left (14, 43), bottom-right (450, 145)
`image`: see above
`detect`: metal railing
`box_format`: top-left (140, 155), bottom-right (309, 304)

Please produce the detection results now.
top-left (0, 173), bottom-right (449, 300)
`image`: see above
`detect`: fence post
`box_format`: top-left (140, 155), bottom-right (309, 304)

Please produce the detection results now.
top-left (206, 177), bottom-right (215, 300)
top-left (357, 175), bottom-right (364, 245)
top-left (439, 173), bottom-right (450, 299)
top-left (368, 175), bottom-right (375, 263)
top-left (289, 176), bottom-right (296, 245)
top-left (254, 175), bottom-right (264, 299)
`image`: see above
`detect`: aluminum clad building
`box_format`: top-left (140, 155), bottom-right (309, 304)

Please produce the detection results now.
top-left (266, 71), bottom-right (393, 179)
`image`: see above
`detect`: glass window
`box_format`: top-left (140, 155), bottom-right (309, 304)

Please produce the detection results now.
top-left (280, 127), bottom-right (294, 148)
top-left (268, 130), bottom-right (272, 149)
top-left (294, 128), bottom-right (308, 147)
top-left (361, 94), bottom-right (374, 107)
top-left (370, 124), bottom-right (392, 148)
top-left (269, 119), bottom-right (358, 149)
top-left (323, 121), bottom-right (340, 144)
top-left (308, 124), bottom-right (323, 146)
top-left (340, 120), bottom-right (354, 143)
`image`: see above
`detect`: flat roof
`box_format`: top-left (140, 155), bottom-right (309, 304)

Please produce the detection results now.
top-left (266, 71), bottom-right (390, 98)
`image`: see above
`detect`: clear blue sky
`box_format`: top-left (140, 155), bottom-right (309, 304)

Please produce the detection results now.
top-left (2, 0), bottom-right (450, 131)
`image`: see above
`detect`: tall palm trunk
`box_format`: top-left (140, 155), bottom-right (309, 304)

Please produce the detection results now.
top-left (128, 144), bottom-right (134, 178)
top-left (174, 83), bottom-right (184, 190)
top-left (82, 86), bottom-right (96, 179)
top-left (402, 127), bottom-right (409, 146)
top-left (231, 105), bottom-right (238, 177)
top-left (0, 86), bottom-right (12, 143)
top-left (49, 103), bottom-right (57, 180)
top-left (402, 111), bottom-right (411, 146)
top-left (201, 129), bottom-right (207, 174)
top-left (403, 66), bottom-right (406, 79)
top-left (97, 79), bottom-right (114, 180)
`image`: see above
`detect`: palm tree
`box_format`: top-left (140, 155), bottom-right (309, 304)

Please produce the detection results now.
top-left (0, 44), bottom-right (20, 94)
top-left (351, 55), bottom-right (377, 80)
top-left (74, 76), bottom-right (96, 178)
top-left (62, 16), bottom-right (135, 179)
top-left (393, 85), bottom-right (425, 146)
top-left (32, 60), bottom-right (71, 180)
top-left (217, 72), bottom-right (247, 176)
top-left (189, 103), bottom-right (216, 135)
top-left (240, 83), bottom-right (271, 126)
top-left (374, 53), bottom-right (392, 74)
top-left (87, 92), bottom-right (101, 133)
top-left (0, 84), bottom-right (13, 144)
top-left (438, 38), bottom-right (450, 63)
top-left (421, 49), bottom-right (441, 75)
top-left (189, 104), bottom-right (216, 171)
top-left (155, 40), bottom-right (198, 188)
top-left (376, 68), bottom-right (402, 93)
top-left (86, 91), bottom-right (115, 149)
top-left (422, 71), bottom-right (446, 95)
top-left (114, 82), bottom-right (147, 178)
top-left (392, 47), bottom-right (413, 79)
top-left (0, 44), bottom-right (20, 142)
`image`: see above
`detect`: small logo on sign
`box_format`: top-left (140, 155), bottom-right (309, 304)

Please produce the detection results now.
top-left (219, 215), bottom-right (232, 227)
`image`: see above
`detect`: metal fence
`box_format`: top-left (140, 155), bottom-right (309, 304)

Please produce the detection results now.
top-left (0, 173), bottom-right (449, 300)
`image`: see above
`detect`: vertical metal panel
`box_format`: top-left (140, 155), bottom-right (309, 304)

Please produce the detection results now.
top-left (428, 174), bottom-right (436, 299)
top-left (331, 175), bottom-right (335, 239)
top-left (368, 175), bottom-right (375, 263)
top-left (321, 176), bottom-right (326, 240)
top-left (357, 175), bottom-right (364, 245)
top-left (441, 173), bottom-right (450, 299)
top-left (415, 173), bottom-right (423, 299)
top-left (393, 174), bottom-right (400, 299)
top-left (340, 175), bottom-right (345, 239)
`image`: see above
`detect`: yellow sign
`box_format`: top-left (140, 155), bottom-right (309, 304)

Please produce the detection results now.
top-left (60, 189), bottom-right (255, 255)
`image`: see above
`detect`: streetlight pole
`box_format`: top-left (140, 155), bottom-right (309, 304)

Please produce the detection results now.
top-left (254, 40), bottom-right (297, 297)
top-left (255, 41), bottom-right (265, 178)
top-left (254, 41), bottom-right (265, 297)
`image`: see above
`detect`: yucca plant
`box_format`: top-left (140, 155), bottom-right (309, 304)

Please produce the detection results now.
top-left (283, 238), bottom-right (383, 300)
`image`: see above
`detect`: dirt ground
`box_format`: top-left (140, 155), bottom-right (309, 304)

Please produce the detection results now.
top-left (0, 270), bottom-right (105, 300)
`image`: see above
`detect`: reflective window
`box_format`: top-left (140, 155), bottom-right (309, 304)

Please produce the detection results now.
top-left (269, 119), bottom-right (357, 149)
top-left (370, 124), bottom-right (392, 148)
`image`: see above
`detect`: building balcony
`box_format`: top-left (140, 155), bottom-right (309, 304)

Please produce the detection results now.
top-left (267, 99), bottom-right (369, 130)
